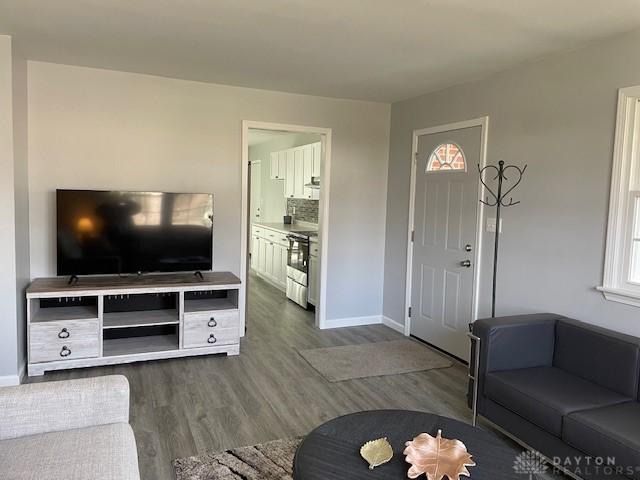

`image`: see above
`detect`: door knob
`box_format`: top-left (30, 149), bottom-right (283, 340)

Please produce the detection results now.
top-left (465, 244), bottom-right (472, 252)
top-left (460, 260), bottom-right (472, 268)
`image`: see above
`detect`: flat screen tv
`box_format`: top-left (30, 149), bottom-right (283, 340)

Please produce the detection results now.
top-left (56, 189), bottom-right (213, 276)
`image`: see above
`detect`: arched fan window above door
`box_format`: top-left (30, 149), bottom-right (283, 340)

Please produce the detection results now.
top-left (426, 143), bottom-right (466, 172)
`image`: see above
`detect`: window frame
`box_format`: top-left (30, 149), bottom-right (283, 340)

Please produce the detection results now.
top-left (426, 142), bottom-right (467, 172)
top-left (599, 86), bottom-right (640, 307)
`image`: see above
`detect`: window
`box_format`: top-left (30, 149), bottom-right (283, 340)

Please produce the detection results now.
top-left (426, 143), bottom-right (466, 172)
top-left (172, 194), bottom-right (212, 226)
top-left (599, 86), bottom-right (640, 306)
top-left (132, 193), bottom-right (163, 226)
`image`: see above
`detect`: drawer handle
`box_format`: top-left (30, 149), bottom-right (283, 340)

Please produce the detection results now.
top-left (60, 346), bottom-right (71, 357)
top-left (58, 328), bottom-right (70, 339)
top-left (208, 318), bottom-right (217, 327)
top-left (207, 334), bottom-right (217, 344)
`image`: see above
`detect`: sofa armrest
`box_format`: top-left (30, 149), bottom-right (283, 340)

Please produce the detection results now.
top-left (0, 375), bottom-right (130, 440)
top-left (468, 314), bottom-right (561, 412)
top-left (473, 313), bottom-right (560, 373)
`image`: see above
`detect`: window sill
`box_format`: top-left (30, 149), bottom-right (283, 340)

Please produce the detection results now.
top-left (597, 286), bottom-right (640, 308)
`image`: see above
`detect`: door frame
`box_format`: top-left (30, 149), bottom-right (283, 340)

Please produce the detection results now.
top-left (240, 120), bottom-right (332, 332)
top-left (404, 116), bottom-right (489, 337)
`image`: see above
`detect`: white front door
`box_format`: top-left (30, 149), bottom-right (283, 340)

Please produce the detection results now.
top-left (409, 126), bottom-right (481, 361)
top-left (250, 160), bottom-right (262, 223)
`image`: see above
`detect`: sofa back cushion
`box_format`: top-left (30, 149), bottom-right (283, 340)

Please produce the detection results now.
top-left (554, 320), bottom-right (640, 398)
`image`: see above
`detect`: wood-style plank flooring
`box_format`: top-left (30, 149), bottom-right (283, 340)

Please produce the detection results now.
top-left (28, 273), bottom-right (562, 479)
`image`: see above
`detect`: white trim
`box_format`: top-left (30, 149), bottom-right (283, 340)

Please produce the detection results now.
top-left (404, 117), bottom-right (489, 338)
top-left (0, 374), bottom-right (20, 387)
top-left (323, 315), bottom-right (382, 329)
top-left (599, 86), bottom-right (640, 306)
top-left (0, 361), bottom-right (26, 387)
top-left (597, 286), bottom-right (640, 308)
top-left (382, 316), bottom-right (405, 334)
top-left (241, 121), bottom-right (332, 331)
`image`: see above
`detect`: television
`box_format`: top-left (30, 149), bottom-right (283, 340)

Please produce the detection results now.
top-left (56, 189), bottom-right (213, 276)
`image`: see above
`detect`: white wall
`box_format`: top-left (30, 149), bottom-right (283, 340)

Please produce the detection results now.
top-left (12, 42), bottom-right (29, 380)
top-left (249, 132), bottom-right (320, 223)
top-left (28, 61), bottom-right (390, 321)
top-left (0, 36), bottom-right (19, 380)
top-left (384, 28), bottom-right (640, 337)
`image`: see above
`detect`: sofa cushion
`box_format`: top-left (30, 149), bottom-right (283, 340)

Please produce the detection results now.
top-left (564, 403), bottom-right (640, 480)
top-left (0, 422), bottom-right (139, 480)
top-left (554, 321), bottom-right (640, 398)
top-left (485, 367), bottom-right (630, 436)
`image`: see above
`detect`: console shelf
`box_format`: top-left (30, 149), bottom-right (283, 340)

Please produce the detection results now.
top-left (103, 334), bottom-right (179, 357)
top-left (184, 298), bottom-right (237, 313)
top-left (26, 272), bottom-right (241, 376)
top-left (31, 305), bottom-right (99, 323)
top-left (103, 309), bottom-right (179, 329)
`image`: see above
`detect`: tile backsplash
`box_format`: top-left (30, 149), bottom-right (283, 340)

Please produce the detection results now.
top-left (287, 198), bottom-right (319, 223)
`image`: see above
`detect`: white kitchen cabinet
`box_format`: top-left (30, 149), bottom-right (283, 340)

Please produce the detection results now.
top-left (277, 142), bottom-right (322, 200)
top-left (269, 151), bottom-right (287, 180)
top-left (264, 241), bottom-right (275, 279)
top-left (278, 151), bottom-right (287, 178)
top-left (285, 149), bottom-right (296, 198)
top-left (258, 237), bottom-right (267, 273)
top-left (251, 225), bottom-right (289, 291)
top-left (303, 144), bottom-right (314, 200)
top-left (308, 252), bottom-right (319, 306)
top-left (312, 142), bottom-right (321, 177)
top-left (311, 142), bottom-right (321, 200)
top-left (273, 244), bottom-right (288, 288)
top-left (251, 235), bottom-right (260, 270)
top-left (293, 148), bottom-right (305, 198)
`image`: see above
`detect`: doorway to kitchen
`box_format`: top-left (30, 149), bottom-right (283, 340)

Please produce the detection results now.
top-left (240, 121), bottom-right (332, 334)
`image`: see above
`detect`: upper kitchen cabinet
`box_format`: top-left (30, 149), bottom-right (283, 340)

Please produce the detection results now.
top-left (269, 151), bottom-right (287, 180)
top-left (283, 142), bottom-right (321, 199)
top-left (285, 148), bottom-right (296, 198)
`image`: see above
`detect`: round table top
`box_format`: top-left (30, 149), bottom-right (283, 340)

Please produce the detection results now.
top-left (293, 410), bottom-right (521, 480)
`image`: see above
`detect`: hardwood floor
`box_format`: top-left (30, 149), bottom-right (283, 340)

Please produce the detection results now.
top-left (27, 273), bottom-right (562, 479)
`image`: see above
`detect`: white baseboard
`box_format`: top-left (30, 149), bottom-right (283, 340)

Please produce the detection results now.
top-left (322, 315), bottom-right (382, 329)
top-left (0, 374), bottom-right (20, 387)
top-left (382, 316), bottom-right (406, 334)
top-left (0, 361), bottom-right (27, 387)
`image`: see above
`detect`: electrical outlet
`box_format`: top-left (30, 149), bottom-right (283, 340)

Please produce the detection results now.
top-left (486, 218), bottom-right (503, 233)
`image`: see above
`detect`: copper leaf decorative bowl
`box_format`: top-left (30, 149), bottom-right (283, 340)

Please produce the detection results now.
top-left (403, 429), bottom-right (476, 480)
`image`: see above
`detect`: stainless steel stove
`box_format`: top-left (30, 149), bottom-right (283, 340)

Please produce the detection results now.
top-left (286, 232), bottom-right (310, 308)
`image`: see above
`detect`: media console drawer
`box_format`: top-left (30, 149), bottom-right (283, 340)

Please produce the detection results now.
top-left (30, 319), bottom-right (99, 363)
top-left (183, 310), bottom-right (239, 348)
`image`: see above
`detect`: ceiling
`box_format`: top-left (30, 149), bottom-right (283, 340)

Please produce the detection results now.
top-left (1, 0), bottom-right (640, 102)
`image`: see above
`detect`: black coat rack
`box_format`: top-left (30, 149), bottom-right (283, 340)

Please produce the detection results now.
top-left (478, 160), bottom-right (527, 317)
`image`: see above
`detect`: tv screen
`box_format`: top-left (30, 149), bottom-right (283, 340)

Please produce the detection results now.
top-left (56, 190), bottom-right (213, 276)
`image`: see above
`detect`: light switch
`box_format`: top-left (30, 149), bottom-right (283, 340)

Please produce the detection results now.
top-left (486, 218), bottom-right (503, 233)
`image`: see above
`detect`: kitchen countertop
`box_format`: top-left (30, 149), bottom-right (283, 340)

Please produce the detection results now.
top-left (253, 221), bottom-right (318, 235)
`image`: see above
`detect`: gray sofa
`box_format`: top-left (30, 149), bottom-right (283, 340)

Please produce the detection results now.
top-left (471, 314), bottom-right (640, 480)
top-left (0, 375), bottom-right (140, 480)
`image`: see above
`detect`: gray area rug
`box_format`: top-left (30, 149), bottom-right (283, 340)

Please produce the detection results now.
top-left (298, 339), bottom-right (453, 382)
top-left (173, 438), bottom-right (301, 480)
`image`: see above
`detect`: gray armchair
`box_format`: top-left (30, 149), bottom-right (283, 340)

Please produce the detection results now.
top-left (0, 375), bottom-right (140, 480)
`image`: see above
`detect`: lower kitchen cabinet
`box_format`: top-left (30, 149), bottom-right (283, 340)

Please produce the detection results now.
top-left (308, 253), bottom-right (319, 306)
top-left (251, 228), bottom-right (288, 291)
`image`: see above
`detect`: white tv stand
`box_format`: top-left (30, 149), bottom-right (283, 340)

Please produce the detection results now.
top-left (26, 272), bottom-right (241, 376)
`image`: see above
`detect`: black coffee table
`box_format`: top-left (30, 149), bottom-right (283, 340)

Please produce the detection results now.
top-left (293, 410), bottom-right (521, 479)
